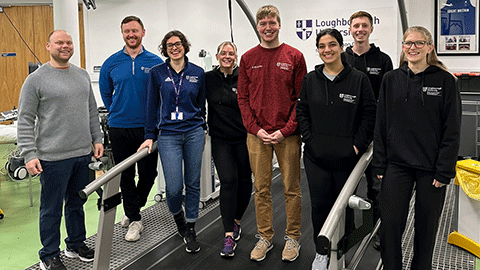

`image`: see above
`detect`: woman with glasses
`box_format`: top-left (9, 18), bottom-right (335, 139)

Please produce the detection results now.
top-left (372, 26), bottom-right (461, 270)
top-left (205, 41), bottom-right (252, 257)
top-left (296, 28), bottom-right (376, 269)
top-left (139, 30), bottom-right (206, 253)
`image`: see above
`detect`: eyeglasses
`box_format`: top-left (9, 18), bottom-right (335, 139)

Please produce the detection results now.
top-left (402, 41), bottom-right (430, 48)
top-left (166, 41), bottom-right (182, 49)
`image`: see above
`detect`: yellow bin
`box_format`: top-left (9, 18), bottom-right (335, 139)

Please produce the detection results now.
top-left (448, 159), bottom-right (480, 258)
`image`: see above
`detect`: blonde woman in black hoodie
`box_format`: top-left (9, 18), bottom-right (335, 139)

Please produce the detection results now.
top-left (205, 41), bottom-right (252, 258)
top-left (372, 26), bottom-right (461, 270)
top-left (296, 28), bottom-right (376, 269)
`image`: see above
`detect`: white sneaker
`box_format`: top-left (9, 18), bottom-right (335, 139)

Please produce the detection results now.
top-left (312, 253), bottom-right (329, 270)
top-left (120, 214), bottom-right (130, 228)
top-left (125, 221), bottom-right (143, 242)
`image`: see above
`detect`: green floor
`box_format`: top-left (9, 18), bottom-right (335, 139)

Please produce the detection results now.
top-left (0, 144), bottom-right (160, 270)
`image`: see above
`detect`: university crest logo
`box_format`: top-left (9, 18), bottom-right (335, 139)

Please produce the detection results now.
top-left (296, 19), bottom-right (313, 40)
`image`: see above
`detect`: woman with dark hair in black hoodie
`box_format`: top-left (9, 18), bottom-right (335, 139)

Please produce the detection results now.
top-left (372, 26), bottom-right (461, 270)
top-left (296, 28), bottom-right (376, 269)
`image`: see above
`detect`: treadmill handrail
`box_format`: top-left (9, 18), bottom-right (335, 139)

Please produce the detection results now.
top-left (235, 0), bottom-right (261, 42)
top-left (318, 142), bottom-right (373, 246)
top-left (79, 142), bottom-right (157, 199)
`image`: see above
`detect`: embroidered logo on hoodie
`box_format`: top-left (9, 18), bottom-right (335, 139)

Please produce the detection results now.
top-left (339, 93), bottom-right (357, 104)
top-left (423, 87), bottom-right (442, 96)
top-left (367, 67), bottom-right (381, 75)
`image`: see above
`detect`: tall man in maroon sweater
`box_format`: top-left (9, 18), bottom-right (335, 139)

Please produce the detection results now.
top-left (237, 5), bottom-right (307, 262)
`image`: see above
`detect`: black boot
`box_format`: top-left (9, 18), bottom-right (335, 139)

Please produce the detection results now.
top-left (184, 222), bottom-right (200, 253)
top-left (173, 210), bottom-right (187, 238)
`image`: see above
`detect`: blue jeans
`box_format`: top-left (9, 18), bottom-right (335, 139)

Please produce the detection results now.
top-left (39, 154), bottom-right (91, 261)
top-left (158, 126), bottom-right (204, 223)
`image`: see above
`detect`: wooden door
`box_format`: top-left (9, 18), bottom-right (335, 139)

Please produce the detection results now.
top-left (0, 5), bottom-right (53, 113)
top-left (0, 4), bottom-right (85, 114)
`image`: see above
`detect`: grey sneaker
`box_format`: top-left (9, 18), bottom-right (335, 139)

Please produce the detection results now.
top-left (125, 221), bottom-right (143, 242)
top-left (312, 253), bottom-right (329, 270)
top-left (120, 214), bottom-right (130, 228)
top-left (250, 234), bottom-right (273, 261)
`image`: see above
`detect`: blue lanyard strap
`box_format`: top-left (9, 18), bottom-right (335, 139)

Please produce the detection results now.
top-left (167, 66), bottom-right (185, 108)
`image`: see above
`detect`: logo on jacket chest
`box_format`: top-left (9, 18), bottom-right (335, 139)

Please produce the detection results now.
top-left (141, 66), bottom-right (152, 73)
top-left (367, 67), bottom-right (381, 75)
top-left (186, 75), bottom-right (198, 83)
top-left (423, 87), bottom-right (442, 96)
top-left (277, 62), bottom-right (292, 71)
top-left (339, 93), bottom-right (356, 104)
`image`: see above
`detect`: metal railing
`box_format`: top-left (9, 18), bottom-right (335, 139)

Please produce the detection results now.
top-left (316, 142), bottom-right (375, 270)
top-left (80, 142), bottom-right (157, 270)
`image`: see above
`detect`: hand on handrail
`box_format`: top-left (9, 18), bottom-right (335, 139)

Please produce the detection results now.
top-left (138, 139), bottom-right (153, 154)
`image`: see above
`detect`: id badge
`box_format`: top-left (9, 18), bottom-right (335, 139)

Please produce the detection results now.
top-left (171, 111), bottom-right (184, 120)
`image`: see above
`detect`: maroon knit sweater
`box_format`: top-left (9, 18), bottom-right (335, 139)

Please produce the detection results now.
top-left (237, 43), bottom-right (307, 137)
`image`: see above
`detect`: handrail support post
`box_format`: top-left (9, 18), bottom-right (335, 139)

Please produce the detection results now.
top-left (92, 173), bottom-right (122, 270)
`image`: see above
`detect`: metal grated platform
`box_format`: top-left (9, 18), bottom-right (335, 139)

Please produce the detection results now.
top-left (25, 198), bottom-right (220, 270)
top-left (401, 184), bottom-right (476, 270)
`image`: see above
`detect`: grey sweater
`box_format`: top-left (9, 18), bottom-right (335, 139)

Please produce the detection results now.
top-left (17, 62), bottom-right (102, 163)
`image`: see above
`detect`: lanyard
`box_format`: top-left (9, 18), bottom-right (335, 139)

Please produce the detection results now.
top-left (166, 65), bottom-right (185, 110)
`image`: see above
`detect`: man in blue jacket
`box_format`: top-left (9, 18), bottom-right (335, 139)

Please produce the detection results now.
top-left (100, 16), bottom-right (163, 242)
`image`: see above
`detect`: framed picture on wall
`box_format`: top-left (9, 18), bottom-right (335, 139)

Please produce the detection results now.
top-left (435, 0), bottom-right (480, 55)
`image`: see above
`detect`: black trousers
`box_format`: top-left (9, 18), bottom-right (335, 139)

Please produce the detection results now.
top-left (379, 163), bottom-right (446, 270)
top-left (365, 164), bottom-right (381, 222)
top-left (110, 127), bottom-right (158, 222)
top-left (304, 154), bottom-right (355, 250)
top-left (211, 137), bottom-right (252, 233)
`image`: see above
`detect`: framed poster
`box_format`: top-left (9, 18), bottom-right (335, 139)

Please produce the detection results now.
top-left (435, 0), bottom-right (480, 55)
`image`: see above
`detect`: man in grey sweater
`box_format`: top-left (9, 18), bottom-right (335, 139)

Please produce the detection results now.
top-left (17, 30), bottom-right (103, 270)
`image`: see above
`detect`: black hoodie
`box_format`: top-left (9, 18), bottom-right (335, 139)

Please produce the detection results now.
top-left (297, 60), bottom-right (376, 171)
top-left (372, 64), bottom-right (461, 184)
top-left (345, 44), bottom-right (393, 100)
top-left (205, 66), bottom-right (247, 142)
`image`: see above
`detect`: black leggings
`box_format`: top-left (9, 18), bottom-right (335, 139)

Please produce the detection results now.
top-left (304, 154), bottom-right (355, 251)
top-left (211, 137), bottom-right (252, 233)
top-left (379, 163), bottom-right (446, 270)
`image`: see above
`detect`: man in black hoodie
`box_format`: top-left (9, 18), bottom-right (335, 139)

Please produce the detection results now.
top-left (345, 11), bottom-right (393, 250)
top-left (346, 11), bottom-right (393, 100)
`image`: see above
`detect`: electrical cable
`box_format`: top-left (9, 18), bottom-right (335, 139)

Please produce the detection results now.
top-left (1, 7), bottom-right (42, 65)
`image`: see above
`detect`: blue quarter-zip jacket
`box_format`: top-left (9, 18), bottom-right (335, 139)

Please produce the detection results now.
top-left (99, 46), bottom-right (163, 128)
